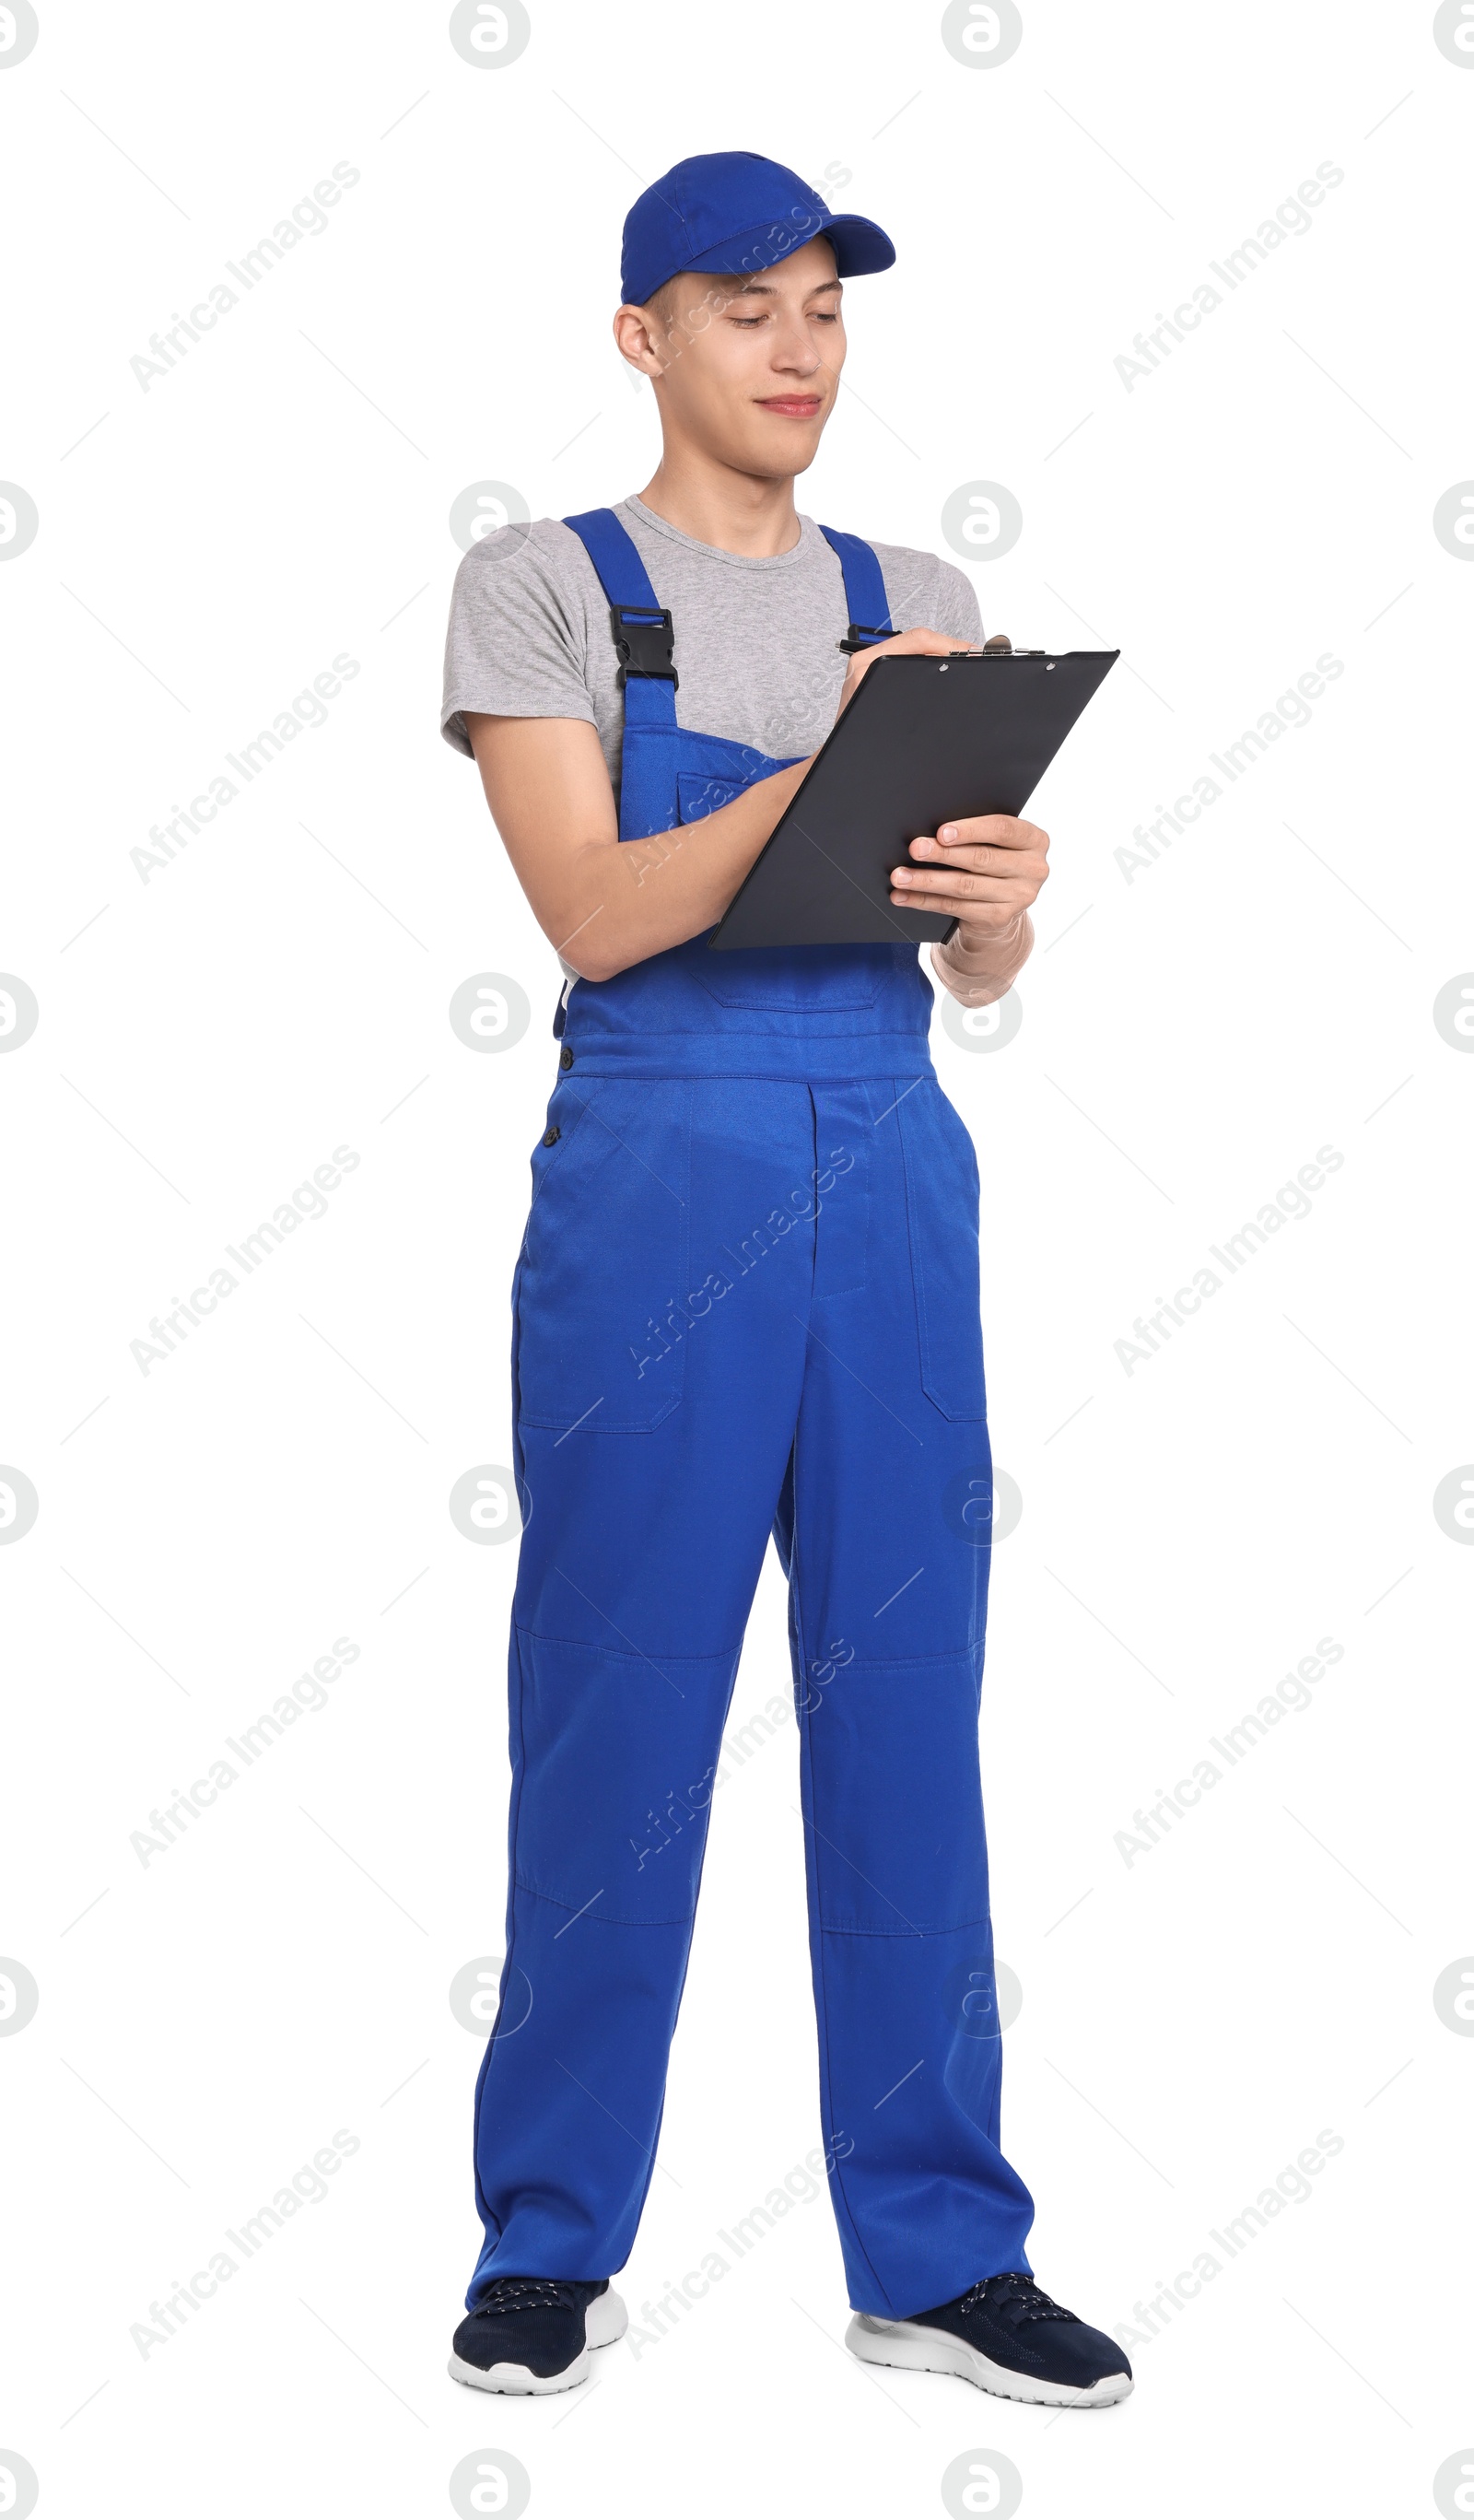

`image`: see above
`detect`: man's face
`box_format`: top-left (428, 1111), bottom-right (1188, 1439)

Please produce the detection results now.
top-left (626, 239), bottom-right (847, 480)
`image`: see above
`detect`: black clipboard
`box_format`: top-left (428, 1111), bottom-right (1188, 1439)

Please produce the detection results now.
top-left (708, 649), bottom-right (1119, 951)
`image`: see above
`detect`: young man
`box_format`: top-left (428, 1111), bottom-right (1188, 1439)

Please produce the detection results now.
top-left (439, 151), bottom-right (1131, 2410)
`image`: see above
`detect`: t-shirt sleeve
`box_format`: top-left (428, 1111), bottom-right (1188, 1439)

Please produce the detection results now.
top-left (927, 556), bottom-right (982, 645)
top-left (440, 524), bottom-right (597, 756)
top-left (877, 544), bottom-right (982, 647)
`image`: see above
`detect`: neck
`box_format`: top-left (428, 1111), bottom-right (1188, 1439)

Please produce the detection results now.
top-left (636, 446), bottom-right (801, 557)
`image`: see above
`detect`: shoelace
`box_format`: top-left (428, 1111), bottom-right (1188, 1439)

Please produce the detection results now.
top-left (474, 2277), bottom-right (582, 2318)
top-left (957, 2272), bottom-right (1076, 2325)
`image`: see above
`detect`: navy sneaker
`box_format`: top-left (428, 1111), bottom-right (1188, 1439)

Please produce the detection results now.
top-left (449, 2277), bottom-right (627, 2395)
top-left (847, 2271), bottom-right (1132, 2409)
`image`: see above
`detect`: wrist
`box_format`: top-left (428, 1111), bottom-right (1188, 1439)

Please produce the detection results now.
top-left (941, 908), bottom-right (1030, 967)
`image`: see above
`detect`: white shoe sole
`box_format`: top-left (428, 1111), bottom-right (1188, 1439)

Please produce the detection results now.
top-left (846, 2312), bottom-right (1133, 2409)
top-left (448, 2286), bottom-right (628, 2395)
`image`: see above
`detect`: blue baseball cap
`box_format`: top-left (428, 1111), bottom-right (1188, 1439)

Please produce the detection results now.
top-left (621, 151), bottom-right (895, 307)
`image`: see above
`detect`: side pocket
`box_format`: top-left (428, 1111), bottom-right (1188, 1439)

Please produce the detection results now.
top-left (895, 1081), bottom-right (987, 1422)
top-left (515, 1082), bottom-right (691, 1433)
top-left (521, 1086), bottom-right (607, 1248)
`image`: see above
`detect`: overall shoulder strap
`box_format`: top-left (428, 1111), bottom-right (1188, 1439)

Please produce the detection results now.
top-left (818, 526), bottom-right (894, 651)
top-left (561, 508), bottom-right (679, 847)
top-left (563, 506), bottom-right (661, 611)
top-left (563, 506), bottom-right (679, 697)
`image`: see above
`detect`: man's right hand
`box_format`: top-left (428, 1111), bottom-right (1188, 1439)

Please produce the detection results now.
top-left (835, 625), bottom-right (983, 720)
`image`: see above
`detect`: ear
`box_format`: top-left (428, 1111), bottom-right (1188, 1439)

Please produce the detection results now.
top-left (613, 303), bottom-right (668, 381)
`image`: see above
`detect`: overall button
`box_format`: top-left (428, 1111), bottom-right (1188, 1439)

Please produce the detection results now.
top-left (543, 1126), bottom-right (561, 1146)
top-left (559, 1046), bottom-right (575, 1069)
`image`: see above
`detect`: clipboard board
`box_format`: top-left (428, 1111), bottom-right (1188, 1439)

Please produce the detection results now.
top-left (708, 648), bottom-right (1119, 951)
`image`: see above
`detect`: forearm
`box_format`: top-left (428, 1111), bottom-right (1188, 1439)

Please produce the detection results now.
top-left (474, 719), bottom-right (814, 984)
top-left (929, 909), bottom-right (1034, 1007)
top-left (573, 759), bottom-right (813, 978)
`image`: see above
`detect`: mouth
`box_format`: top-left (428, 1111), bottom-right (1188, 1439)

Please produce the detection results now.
top-left (755, 394), bottom-right (824, 419)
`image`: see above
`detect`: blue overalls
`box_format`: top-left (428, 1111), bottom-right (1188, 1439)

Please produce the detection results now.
top-left (468, 508), bottom-right (1035, 2321)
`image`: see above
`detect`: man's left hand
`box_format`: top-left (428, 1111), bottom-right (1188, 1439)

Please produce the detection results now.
top-left (890, 814), bottom-right (1050, 947)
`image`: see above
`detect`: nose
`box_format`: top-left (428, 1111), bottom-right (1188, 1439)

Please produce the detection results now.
top-left (770, 314), bottom-right (822, 378)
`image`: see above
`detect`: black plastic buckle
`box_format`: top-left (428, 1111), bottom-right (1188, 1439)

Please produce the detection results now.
top-left (837, 622), bottom-right (892, 654)
top-left (611, 604), bottom-right (678, 686)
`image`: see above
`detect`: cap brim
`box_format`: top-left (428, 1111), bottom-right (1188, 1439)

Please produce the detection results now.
top-left (814, 214), bottom-right (896, 277)
top-left (682, 210), bottom-right (895, 284)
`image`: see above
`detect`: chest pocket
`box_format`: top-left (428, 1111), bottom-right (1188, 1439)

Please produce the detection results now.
top-left (677, 770), bottom-right (746, 822)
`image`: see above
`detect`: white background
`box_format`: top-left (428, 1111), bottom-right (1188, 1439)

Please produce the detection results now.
top-left (3, 2), bottom-right (1471, 2514)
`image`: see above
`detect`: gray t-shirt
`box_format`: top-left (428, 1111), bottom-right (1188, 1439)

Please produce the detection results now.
top-left (440, 492), bottom-right (981, 784)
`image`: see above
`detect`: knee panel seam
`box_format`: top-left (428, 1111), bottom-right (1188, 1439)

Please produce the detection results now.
top-left (512, 1870), bottom-right (697, 1929)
